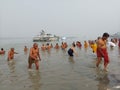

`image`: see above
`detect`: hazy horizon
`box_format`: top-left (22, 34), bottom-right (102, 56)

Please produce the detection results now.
top-left (0, 0), bottom-right (120, 39)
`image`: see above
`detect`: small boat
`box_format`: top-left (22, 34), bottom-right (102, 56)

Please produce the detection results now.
top-left (33, 30), bottom-right (59, 42)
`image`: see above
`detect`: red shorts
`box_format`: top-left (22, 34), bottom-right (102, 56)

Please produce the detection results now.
top-left (118, 43), bottom-right (120, 47)
top-left (97, 48), bottom-right (109, 65)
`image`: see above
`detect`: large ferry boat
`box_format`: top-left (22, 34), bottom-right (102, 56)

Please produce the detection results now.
top-left (33, 30), bottom-right (59, 42)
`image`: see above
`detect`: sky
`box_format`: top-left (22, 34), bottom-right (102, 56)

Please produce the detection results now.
top-left (0, 0), bottom-right (120, 39)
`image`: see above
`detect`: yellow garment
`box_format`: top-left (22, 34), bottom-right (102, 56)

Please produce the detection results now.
top-left (91, 43), bottom-right (97, 53)
top-left (84, 42), bottom-right (88, 48)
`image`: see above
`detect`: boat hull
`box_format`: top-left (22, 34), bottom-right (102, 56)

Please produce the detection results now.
top-left (33, 30), bottom-right (59, 42)
top-left (33, 37), bottom-right (59, 42)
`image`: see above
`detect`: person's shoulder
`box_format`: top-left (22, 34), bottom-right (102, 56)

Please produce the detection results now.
top-left (30, 47), bottom-right (34, 50)
top-left (98, 38), bottom-right (103, 42)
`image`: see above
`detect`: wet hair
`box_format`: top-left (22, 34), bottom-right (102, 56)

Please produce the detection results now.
top-left (102, 32), bottom-right (109, 38)
top-left (72, 43), bottom-right (76, 47)
top-left (1, 48), bottom-right (3, 50)
top-left (46, 43), bottom-right (49, 45)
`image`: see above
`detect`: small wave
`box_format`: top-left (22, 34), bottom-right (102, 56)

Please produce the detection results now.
top-left (113, 85), bottom-right (120, 89)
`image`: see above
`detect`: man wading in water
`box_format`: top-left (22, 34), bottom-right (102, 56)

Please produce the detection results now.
top-left (28, 43), bottom-right (41, 70)
top-left (96, 32), bottom-right (110, 72)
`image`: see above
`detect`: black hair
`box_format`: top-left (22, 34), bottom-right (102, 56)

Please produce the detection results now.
top-left (102, 32), bottom-right (109, 38)
top-left (1, 48), bottom-right (3, 50)
top-left (72, 43), bottom-right (76, 47)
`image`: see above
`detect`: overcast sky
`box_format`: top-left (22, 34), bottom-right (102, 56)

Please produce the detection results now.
top-left (0, 0), bottom-right (120, 39)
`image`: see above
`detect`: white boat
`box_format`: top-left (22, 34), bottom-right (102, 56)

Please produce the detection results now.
top-left (33, 30), bottom-right (59, 42)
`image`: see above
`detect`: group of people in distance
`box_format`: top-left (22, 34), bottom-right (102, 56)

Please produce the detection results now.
top-left (67, 32), bottom-right (111, 72)
top-left (0, 32), bottom-right (120, 72)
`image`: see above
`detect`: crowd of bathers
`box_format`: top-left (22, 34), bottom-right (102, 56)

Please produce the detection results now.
top-left (0, 35), bottom-right (120, 71)
top-left (0, 37), bottom-right (120, 56)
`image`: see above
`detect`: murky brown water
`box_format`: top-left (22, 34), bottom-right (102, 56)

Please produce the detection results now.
top-left (0, 38), bottom-right (120, 90)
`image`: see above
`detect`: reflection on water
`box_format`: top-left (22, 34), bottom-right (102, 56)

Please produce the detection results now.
top-left (0, 38), bottom-right (120, 90)
top-left (7, 60), bottom-right (19, 87)
top-left (68, 57), bottom-right (75, 63)
top-left (110, 46), bottom-right (114, 51)
top-left (28, 70), bottom-right (41, 90)
top-left (8, 60), bottom-right (16, 73)
top-left (95, 68), bottom-right (110, 90)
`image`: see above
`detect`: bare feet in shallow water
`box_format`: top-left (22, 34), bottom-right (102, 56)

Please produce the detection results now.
top-left (96, 65), bottom-right (108, 72)
top-left (104, 68), bottom-right (108, 72)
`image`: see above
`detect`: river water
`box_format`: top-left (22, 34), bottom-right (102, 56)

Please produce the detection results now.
top-left (0, 37), bottom-right (120, 90)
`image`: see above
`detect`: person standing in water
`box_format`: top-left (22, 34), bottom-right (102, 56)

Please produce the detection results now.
top-left (24, 46), bottom-right (28, 52)
top-left (68, 43), bottom-right (77, 57)
top-left (0, 48), bottom-right (5, 55)
top-left (118, 38), bottom-right (120, 48)
top-left (28, 43), bottom-right (41, 70)
top-left (7, 48), bottom-right (18, 61)
top-left (96, 32), bottom-right (110, 72)
top-left (54, 43), bottom-right (60, 49)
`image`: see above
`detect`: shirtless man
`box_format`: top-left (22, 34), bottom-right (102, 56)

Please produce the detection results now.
top-left (28, 43), bottom-right (41, 70)
top-left (24, 46), bottom-right (28, 52)
top-left (54, 43), bottom-right (60, 49)
top-left (7, 48), bottom-right (18, 61)
top-left (96, 33), bottom-right (109, 71)
top-left (41, 44), bottom-right (46, 51)
top-left (0, 48), bottom-right (5, 55)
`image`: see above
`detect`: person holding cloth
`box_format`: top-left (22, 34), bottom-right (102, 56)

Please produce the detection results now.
top-left (28, 43), bottom-right (41, 70)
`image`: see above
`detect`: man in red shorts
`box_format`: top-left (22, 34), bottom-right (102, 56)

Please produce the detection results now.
top-left (96, 32), bottom-right (109, 72)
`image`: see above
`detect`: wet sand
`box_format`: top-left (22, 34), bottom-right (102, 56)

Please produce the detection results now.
top-left (0, 40), bottom-right (120, 90)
